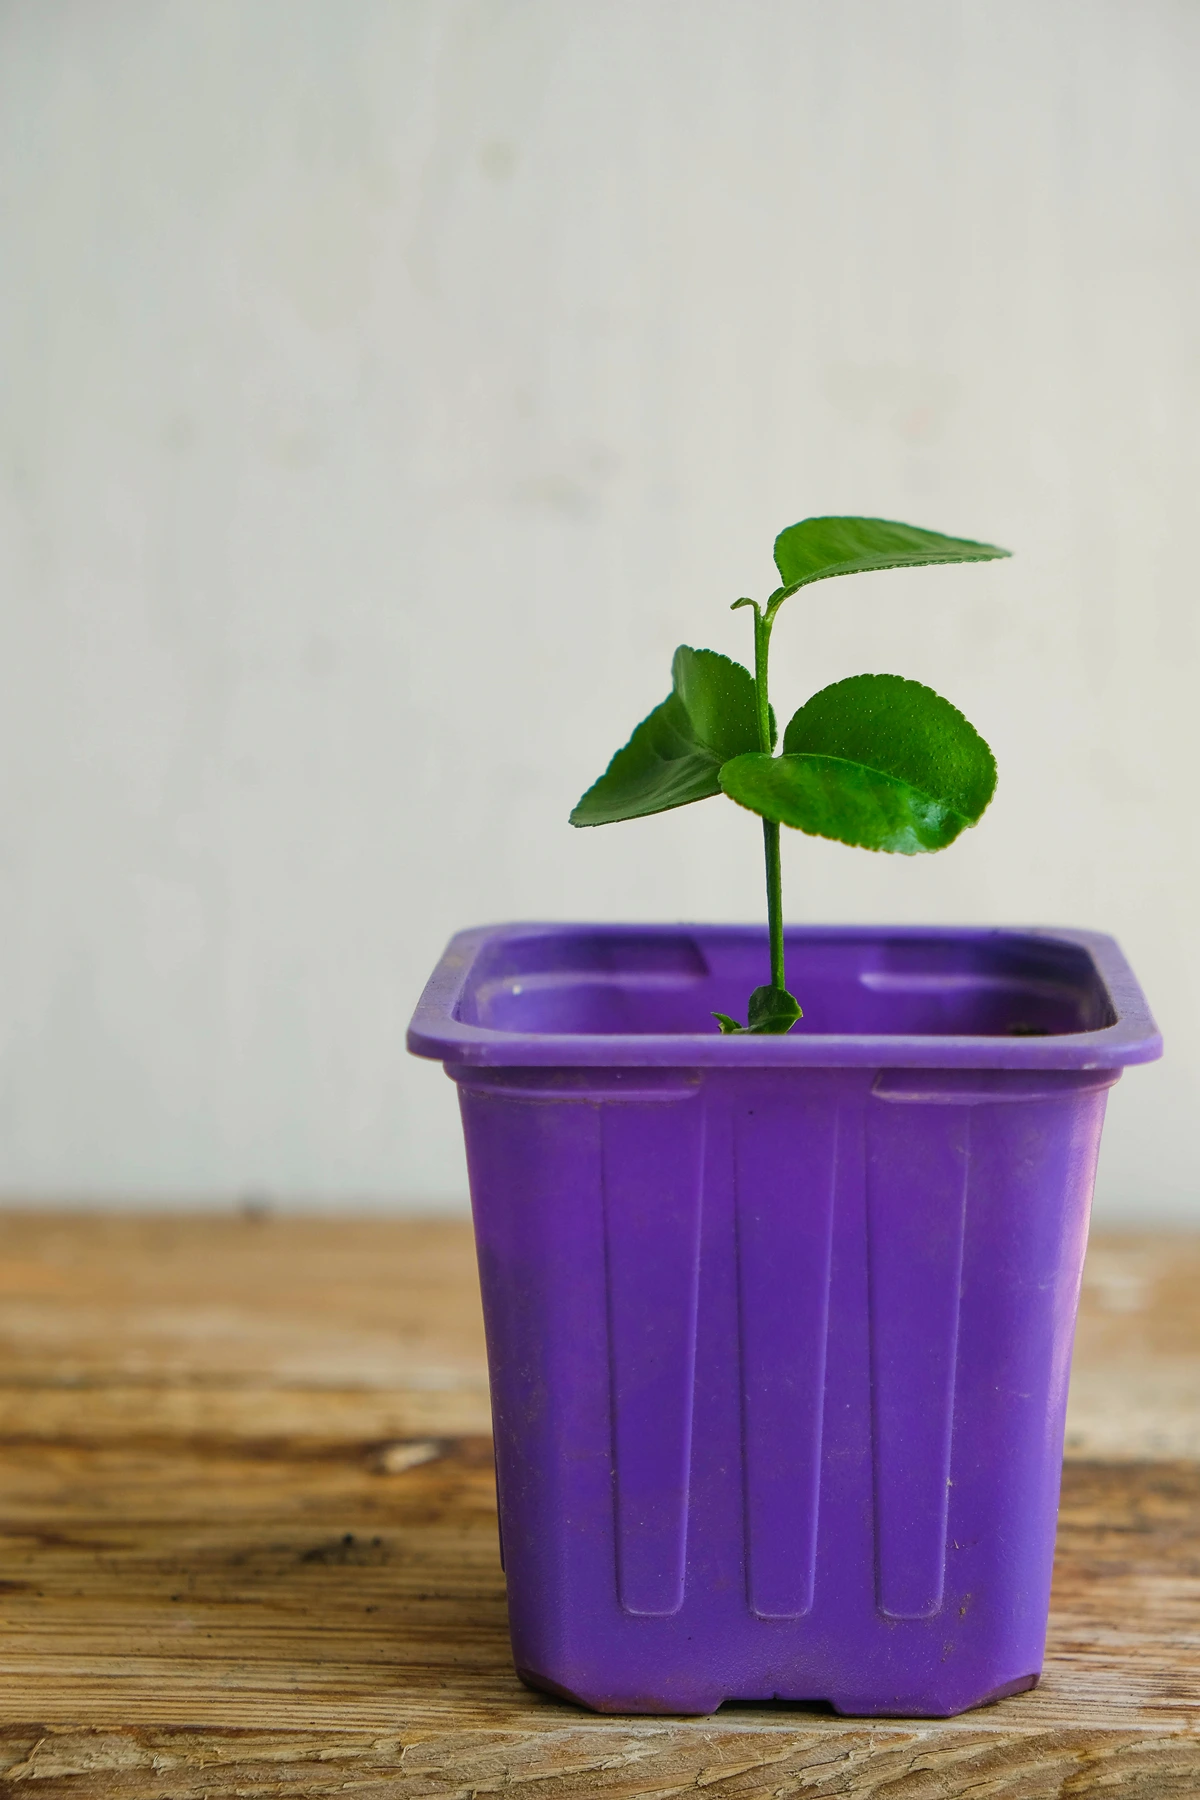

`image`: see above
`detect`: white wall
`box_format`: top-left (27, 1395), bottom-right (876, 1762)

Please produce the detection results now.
top-left (0, 0), bottom-right (1195, 1216)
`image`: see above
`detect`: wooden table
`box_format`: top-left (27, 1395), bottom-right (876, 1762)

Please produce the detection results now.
top-left (0, 1215), bottom-right (1197, 1798)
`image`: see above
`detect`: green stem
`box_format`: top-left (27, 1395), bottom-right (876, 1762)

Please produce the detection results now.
top-left (763, 817), bottom-right (785, 990)
top-left (752, 606), bottom-right (773, 753)
top-left (751, 606), bottom-right (786, 993)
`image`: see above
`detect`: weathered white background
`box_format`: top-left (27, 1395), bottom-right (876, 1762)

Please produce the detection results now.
top-left (0, 0), bottom-right (1194, 1214)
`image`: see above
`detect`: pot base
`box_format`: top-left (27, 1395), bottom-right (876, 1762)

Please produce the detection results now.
top-left (517, 1666), bottom-right (1041, 1719)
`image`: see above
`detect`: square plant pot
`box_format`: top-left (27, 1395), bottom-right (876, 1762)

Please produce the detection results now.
top-left (407, 923), bottom-right (1160, 1716)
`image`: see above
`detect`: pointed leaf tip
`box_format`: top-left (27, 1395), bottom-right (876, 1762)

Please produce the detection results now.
top-left (570, 646), bottom-right (760, 827)
top-left (770, 516), bottom-right (1011, 608)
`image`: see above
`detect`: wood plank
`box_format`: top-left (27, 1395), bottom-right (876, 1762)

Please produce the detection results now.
top-left (0, 1212), bottom-right (489, 1391)
top-left (0, 1443), bottom-right (1196, 1794)
top-left (0, 1213), bottom-right (1195, 1797)
top-left (1069, 1234), bottom-right (1200, 1460)
top-left (0, 1214), bottom-right (1196, 1459)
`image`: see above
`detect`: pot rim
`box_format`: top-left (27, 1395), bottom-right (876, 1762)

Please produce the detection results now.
top-left (407, 922), bottom-right (1162, 1070)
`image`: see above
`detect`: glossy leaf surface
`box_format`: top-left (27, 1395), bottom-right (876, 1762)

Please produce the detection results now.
top-left (783, 674), bottom-right (996, 824)
top-left (720, 751), bottom-right (972, 853)
top-left (771, 517), bottom-right (1010, 606)
top-left (570, 647), bottom-right (758, 827)
top-left (719, 673), bottom-right (996, 854)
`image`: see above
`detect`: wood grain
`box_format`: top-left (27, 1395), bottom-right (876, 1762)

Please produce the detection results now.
top-left (0, 1213), bottom-right (1195, 1798)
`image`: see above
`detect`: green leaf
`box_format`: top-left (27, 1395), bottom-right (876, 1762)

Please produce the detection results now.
top-left (711, 984), bottom-right (803, 1035)
top-left (783, 674), bottom-right (996, 823)
top-left (719, 673), bottom-right (996, 855)
top-left (770, 516), bottom-right (1010, 609)
top-left (720, 752), bottom-right (972, 853)
top-left (569, 692), bottom-right (717, 826)
top-left (747, 984), bottom-right (803, 1030)
top-left (570, 646), bottom-right (759, 827)
top-left (671, 645), bottom-right (760, 762)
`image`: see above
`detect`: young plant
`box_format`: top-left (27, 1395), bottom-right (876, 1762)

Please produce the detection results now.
top-left (570, 516), bottom-right (1010, 1033)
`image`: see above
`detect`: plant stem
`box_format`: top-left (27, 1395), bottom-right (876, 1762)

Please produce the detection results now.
top-left (752, 605), bottom-right (773, 753)
top-left (752, 606), bottom-right (786, 992)
top-left (763, 817), bottom-right (785, 989)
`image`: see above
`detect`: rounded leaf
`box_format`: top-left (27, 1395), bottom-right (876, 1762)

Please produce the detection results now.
top-left (782, 673), bottom-right (996, 824)
top-left (720, 751), bottom-right (975, 854)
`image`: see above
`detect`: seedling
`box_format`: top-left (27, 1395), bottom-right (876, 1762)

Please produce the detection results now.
top-left (570, 516), bottom-right (1010, 1032)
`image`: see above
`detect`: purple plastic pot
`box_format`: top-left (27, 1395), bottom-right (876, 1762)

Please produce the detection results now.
top-left (408, 924), bottom-right (1160, 1717)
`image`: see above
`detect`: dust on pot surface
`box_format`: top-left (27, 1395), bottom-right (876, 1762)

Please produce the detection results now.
top-left (407, 923), bottom-right (1161, 1717)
